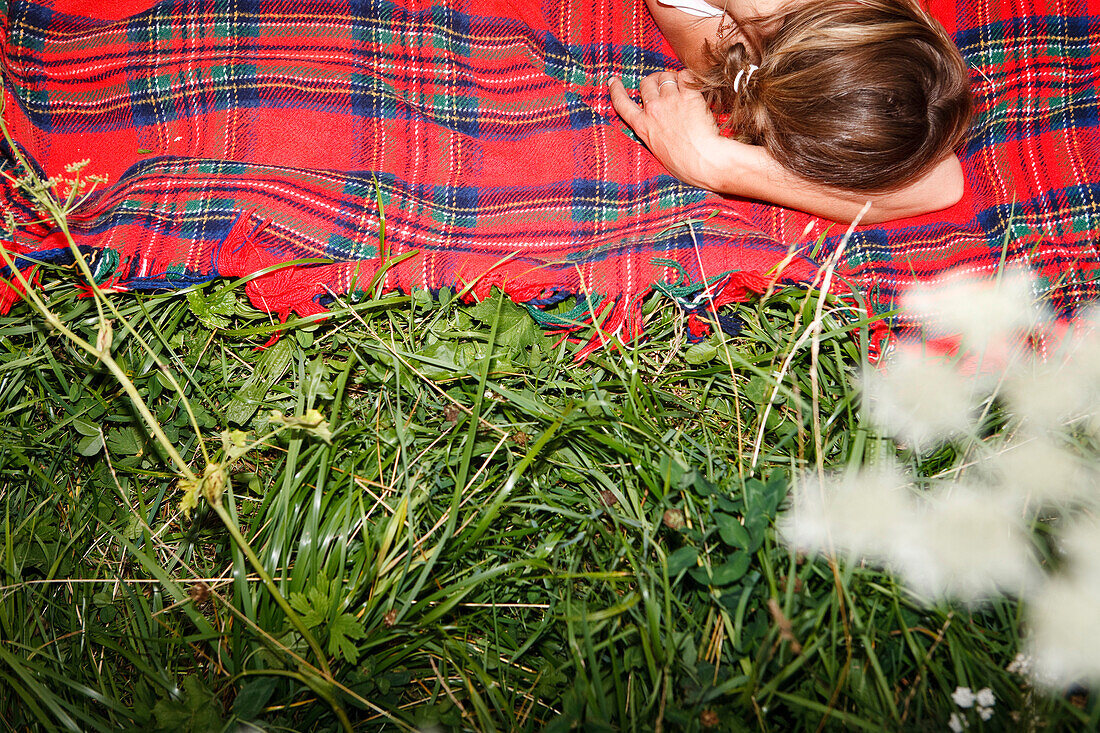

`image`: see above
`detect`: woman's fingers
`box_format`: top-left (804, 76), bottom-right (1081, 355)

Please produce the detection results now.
top-left (611, 73), bottom-right (681, 138)
top-left (607, 76), bottom-right (647, 134)
top-left (639, 71), bottom-right (679, 101)
top-left (657, 72), bottom-right (682, 95)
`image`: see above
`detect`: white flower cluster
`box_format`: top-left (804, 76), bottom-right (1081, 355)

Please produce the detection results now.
top-left (949, 685), bottom-right (996, 729)
top-left (1006, 652), bottom-right (1032, 676)
top-left (778, 268), bottom-right (1100, 690)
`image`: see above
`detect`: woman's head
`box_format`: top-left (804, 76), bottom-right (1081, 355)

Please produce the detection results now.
top-left (695, 0), bottom-right (972, 193)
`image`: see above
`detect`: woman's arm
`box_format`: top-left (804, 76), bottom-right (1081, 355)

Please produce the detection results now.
top-left (608, 70), bottom-right (965, 224)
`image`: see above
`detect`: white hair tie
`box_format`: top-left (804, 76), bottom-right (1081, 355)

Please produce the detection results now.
top-left (733, 64), bottom-right (759, 93)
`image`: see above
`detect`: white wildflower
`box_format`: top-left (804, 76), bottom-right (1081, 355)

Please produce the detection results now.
top-left (777, 467), bottom-right (920, 562)
top-left (862, 347), bottom-right (976, 450)
top-left (902, 267), bottom-right (1041, 350)
top-left (894, 486), bottom-right (1038, 602)
top-left (781, 476), bottom-right (1039, 604)
top-left (1001, 305), bottom-right (1100, 431)
top-left (1002, 355), bottom-right (1095, 430)
top-left (1006, 653), bottom-right (1032, 676)
top-left (1085, 412), bottom-right (1100, 444)
top-left (1059, 518), bottom-right (1100, 582)
top-left (948, 712), bottom-right (968, 732)
top-left (778, 268), bottom-right (1100, 695)
top-left (981, 435), bottom-right (1094, 510)
top-left (1025, 574), bottom-right (1100, 687)
top-left (976, 690), bottom-right (996, 721)
top-left (1065, 306), bottom-right (1100, 388)
top-left (951, 686), bottom-right (975, 708)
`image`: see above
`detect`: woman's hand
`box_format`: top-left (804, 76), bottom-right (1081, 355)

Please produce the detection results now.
top-left (608, 70), bottom-right (733, 191)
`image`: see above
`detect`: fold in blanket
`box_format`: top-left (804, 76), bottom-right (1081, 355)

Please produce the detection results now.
top-left (2, 0), bottom-right (1099, 351)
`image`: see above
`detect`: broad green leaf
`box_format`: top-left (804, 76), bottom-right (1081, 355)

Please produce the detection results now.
top-left (72, 418), bottom-right (99, 436)
top-left (153, 676), bottom-right (225, 732)
top-left (77, 433), bottom-right (103, 456)
top-left (710, 552), bottom-right (751, 586)
top-left (666, 546), bottom-right (698, 575)
top-left (233, 677), bottom-right (278, 720)
top-left (288, 590), bottom-right (325, 628)
top-left (658, 454), bottom-right (692, 492)
top-left (411, 340), bottom-right (478, 379)
top-left (684, 341), bottom-right (717, 365)
top-left (744, 375), bottom-right (770, 403)
top-left (466, 289), bottom-right (548, 355)
top-left (225, 338), bottom-right (295, 426)
top-left (107, 427), bottom-right (144, 456)
top-left (186, 285), bottom-right (238, 330)
top-left (327, 613), bottom-right (366, 664)
top-left (715, 513), bottom-right (751, 549)
top-left (764, 471), bottom-right (788, 515)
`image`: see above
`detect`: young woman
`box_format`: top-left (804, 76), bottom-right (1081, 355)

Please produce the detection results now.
top-left (608, 0), bottom-right (973, 223)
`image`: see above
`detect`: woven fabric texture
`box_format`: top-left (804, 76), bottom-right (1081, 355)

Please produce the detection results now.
top-left (2, 0), bottom-right (1099, 348)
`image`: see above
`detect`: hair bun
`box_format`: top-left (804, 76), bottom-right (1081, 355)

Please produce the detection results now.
top-left (694, 41), bottom-right (764, 124)
top-left (733, 64), bottom-right (759, 93)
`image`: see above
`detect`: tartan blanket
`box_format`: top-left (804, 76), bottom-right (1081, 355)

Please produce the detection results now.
top-left (2, 0), bottom-right (1099, 351)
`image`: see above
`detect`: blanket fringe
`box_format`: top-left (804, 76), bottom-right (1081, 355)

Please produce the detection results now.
top-left (565, 268), bottom-right (777, 360)
top-left (0, 261), bottom-right (35, 313)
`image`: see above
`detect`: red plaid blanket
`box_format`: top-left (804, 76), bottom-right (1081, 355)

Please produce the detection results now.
top-left (2, 0), bottom-right (1099, 351)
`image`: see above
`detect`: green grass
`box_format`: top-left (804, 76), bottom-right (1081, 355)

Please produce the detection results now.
top-left (0, 146), bottom-right (1094, 733)
top-left (0, 263), bottom-right (1093, 732)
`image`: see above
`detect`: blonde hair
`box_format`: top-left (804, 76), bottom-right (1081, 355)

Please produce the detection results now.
top-left (695, 0), bottom-right (973, 193)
